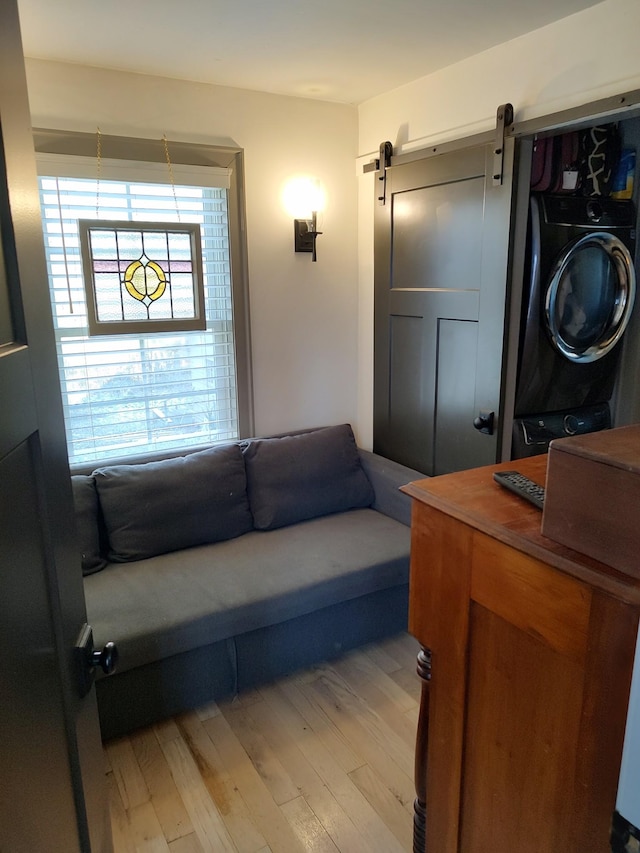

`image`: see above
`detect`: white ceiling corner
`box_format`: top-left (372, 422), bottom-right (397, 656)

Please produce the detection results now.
top-left (17, 0), bottom-right (605, 105)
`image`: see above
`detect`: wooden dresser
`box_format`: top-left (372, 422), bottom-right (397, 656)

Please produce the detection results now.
top-left (402, 455), bottom-right (640, 853)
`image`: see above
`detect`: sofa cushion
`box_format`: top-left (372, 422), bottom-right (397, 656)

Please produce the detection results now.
top-left (243, 424), bottom-right (374, 530)
top-left (84, 507), bottom-right (410, 674)
top-left (72, 475), bottom-right (107, 575)
top-left (93, 443), bottom-right (253, 561)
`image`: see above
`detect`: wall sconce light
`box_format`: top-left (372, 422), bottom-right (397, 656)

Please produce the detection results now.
top-left (294, 212), bottom-right (322, 262)
top-left (282, 176), bottom-right (325, 262)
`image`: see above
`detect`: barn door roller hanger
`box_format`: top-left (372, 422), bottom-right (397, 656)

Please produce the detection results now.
top-left (493, 103), bottom-right (514, 186)
top-left (376, 140), bottom-right (393, 206)
top-left (369, 102), bottom-right (514, 202)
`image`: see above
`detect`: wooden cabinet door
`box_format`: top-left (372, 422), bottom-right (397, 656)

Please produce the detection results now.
top-left (409, 506), bottom-right (638, 853)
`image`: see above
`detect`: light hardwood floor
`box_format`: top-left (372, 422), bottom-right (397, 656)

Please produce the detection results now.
top-left (105, 631), bottom-right (421, 853)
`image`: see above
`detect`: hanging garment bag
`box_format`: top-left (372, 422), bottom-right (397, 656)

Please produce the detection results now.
top-left (530, 136), bottom-right (557, 192)
top-left (530, 132), bottom-right (581, 193)
top-left (552, 131), bottom-right (580, 193)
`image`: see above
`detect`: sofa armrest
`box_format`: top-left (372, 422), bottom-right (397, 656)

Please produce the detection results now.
top-left (358, 449), bottom-right (428, 527)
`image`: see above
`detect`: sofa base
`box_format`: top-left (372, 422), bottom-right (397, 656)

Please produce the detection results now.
top-left (97, 584), bottom-right (409, 740)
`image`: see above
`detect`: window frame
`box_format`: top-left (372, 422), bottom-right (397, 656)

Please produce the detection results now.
top-left (32, 128), bottom-right (254, 466)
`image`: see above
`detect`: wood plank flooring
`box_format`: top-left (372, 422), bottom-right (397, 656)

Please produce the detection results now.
top-left (104, 632), bottom-right (421, 852)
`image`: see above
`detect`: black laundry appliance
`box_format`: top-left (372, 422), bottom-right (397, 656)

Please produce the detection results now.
top-left (512, 194), bottom-right (637, 458)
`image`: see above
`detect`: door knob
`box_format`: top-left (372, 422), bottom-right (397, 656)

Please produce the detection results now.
top-left (473, 410), bottom-right (495, 435)
top-left (91, 641), bottom-right (119, 676)
top-left (75, 624), bottom-right (118, 697)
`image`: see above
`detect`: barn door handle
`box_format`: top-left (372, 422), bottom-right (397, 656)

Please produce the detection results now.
top-left (473, 410), bottom-right (495, 435)
top-left (75, 623), bottom-right (119, 697)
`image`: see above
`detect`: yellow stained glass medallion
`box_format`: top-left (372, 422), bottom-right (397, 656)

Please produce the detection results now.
top-left (123, 259), bottom-right (167, 306)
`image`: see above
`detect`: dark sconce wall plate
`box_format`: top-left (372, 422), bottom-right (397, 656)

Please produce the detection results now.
top-left (294, 211), bottom-right (322, 262)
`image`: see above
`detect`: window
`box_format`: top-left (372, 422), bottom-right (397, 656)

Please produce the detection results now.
top-left (34, 132), bottom-right (252, 467)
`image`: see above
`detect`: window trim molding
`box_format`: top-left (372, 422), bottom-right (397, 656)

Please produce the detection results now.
top-left (36, 151), bottom-right (232, 188)
top-left (33, 128), bottom-right (254, 440)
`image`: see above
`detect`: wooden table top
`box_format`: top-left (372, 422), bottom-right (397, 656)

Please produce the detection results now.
top-left (401, 455), bottom-right (640, 605)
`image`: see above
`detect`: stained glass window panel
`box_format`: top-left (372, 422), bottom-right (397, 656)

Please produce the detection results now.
top-left (79, 220), bottom-right (205, 334)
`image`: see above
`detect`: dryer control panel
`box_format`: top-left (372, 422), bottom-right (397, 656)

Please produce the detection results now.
top-left (512, 402), bottom-right (611, 458)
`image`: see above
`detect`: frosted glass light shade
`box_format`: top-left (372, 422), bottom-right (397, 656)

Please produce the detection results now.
top-left (282, 176), bottom-right (325, 219)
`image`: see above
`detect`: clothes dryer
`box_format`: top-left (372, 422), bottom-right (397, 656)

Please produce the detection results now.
top-left (512, 194), bottom-right (636, 458)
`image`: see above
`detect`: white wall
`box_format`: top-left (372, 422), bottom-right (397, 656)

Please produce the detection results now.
top-left (24, 59), bottom-right (360, 441)
top-left (356, 0), bottom-right (640, 448)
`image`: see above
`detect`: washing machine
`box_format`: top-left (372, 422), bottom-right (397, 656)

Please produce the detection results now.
top-left (512, 193), bottom-right (637, 458)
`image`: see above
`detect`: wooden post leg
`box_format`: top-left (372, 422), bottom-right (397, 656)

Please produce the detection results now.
top-left (610, 810), bottom-right (640, 852)
top-left (414, 647), bottom-right (432, 853)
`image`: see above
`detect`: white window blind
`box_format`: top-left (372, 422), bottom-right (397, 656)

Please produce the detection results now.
top-left (37, 158), bottom-right (239, 466)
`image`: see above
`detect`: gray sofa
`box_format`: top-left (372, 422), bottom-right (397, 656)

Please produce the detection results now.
top-left (73, 424), bottom-right (424, 740)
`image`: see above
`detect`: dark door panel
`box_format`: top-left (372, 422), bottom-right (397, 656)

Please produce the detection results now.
top-left (374, 141), bottom-right (514, 475)
top-left (390, 178), bottom-right (485, 291)
top-left (0, 2), bottom-right (112, 850)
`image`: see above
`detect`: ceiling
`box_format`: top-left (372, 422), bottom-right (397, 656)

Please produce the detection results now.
top-left (17, 0), bottom-right (604, 105)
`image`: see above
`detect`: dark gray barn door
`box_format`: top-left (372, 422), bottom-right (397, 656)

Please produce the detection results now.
top-left (373, 140), bottom-right (514, 475)
top-left (0, 2), bottom-right (112, 851)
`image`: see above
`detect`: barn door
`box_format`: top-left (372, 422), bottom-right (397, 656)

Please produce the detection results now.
top-left (373, 133), bottom-right (515, 475)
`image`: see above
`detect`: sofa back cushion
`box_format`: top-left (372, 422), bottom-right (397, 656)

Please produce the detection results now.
top-left (93, 444), bottom-right (253, 561)
top-left (72, 475), bottom-right (108, 575)
top-left (243, 424), bottom-right (374, 530)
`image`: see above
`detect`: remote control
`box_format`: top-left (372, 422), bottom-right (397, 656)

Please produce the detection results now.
top-left (493, 470), bottom-right (545, 510)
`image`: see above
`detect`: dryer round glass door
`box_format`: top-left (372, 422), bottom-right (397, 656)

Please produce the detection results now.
top-left (544, 231), bottom-right (636, 363)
